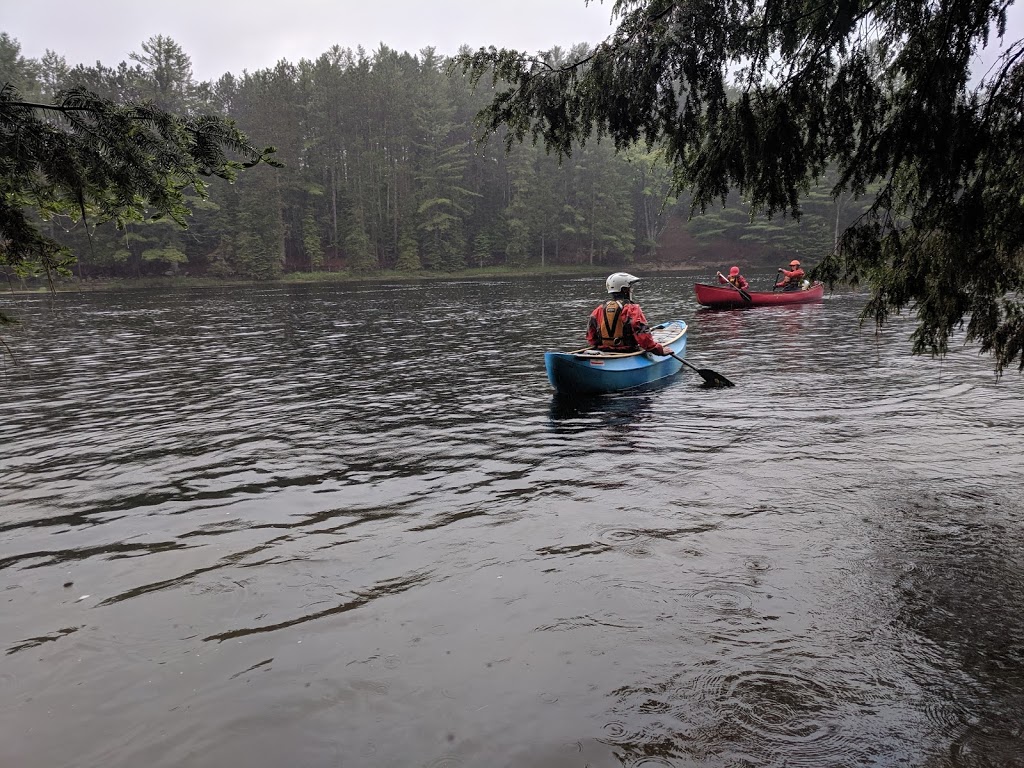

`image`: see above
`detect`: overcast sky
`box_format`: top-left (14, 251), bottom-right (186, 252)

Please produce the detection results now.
top-left (3, 0), bottom-right (618, 82)
top-left (4, 0), bottom-right (1022, 84)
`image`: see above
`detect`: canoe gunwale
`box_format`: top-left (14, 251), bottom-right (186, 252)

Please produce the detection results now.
top-left (562, 320), bottom-right (687, 358)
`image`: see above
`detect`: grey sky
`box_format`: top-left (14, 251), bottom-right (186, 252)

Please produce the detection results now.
top-left (3, 0), bottom-right (1021, 84)
top-left (3, 0), bottom-right (617, 82)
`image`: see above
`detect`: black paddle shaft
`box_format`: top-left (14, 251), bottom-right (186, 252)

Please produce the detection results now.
top-left (717, 272), bottom-right (752, 302)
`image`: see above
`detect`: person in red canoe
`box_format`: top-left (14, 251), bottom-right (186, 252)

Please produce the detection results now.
top-left (587, 272), bottom-right (672, 356)
top-left (776, 259), bottom-right (806, 291)
top-left (717, 265), bottom-right (749, 290)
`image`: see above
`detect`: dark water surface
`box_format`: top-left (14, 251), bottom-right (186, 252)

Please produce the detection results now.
top-left (3, 273), bottom-right (1023, 768)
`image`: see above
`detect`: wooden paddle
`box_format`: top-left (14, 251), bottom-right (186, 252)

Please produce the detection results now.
top-left (655, 349), bottom-right (735, 387)
top-left (717, 272), bottom-right (752, 302)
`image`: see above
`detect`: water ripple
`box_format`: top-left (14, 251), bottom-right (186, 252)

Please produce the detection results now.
top-left (203, 570), bottom-right (432, 642)
top-left (2, 278), bottom-right (1022, 768)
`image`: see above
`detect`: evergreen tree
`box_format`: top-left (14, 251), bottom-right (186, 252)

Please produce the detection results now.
top-left (302, 208), bottom-right (325, 271)
top-left (0, 83), bottom-right (278, 292)
top-left (36, 50), bottom-right (70, 101)
top-left (624, 144), bottom-right (679, 261)
top-left (345, 215), bottom-right (377, 273)
top-left (129, 35), bottom-right (195, 111)
top-left (396, 231), bottom-right (421, 271)
top-left (572, 140), bottom-right (635, 266)
top-left (0, 34), bottom-right (39, 95)
top-left (412, 49), bottom-right (473, 272)
top-left (472, 231), bottom-right (492, 269)
top-left (457, 1), bottom-right (1024, 371)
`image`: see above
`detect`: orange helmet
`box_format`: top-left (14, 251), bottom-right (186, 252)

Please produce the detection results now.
top-left (729, 266), bottom-right (740, 276)
top-left (789, 260), bottom-right (801, 267)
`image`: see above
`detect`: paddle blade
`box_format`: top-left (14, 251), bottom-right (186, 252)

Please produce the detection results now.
top-left (697, 368), bottom-right (735, 387)
top-left (673, 353), bottom-right (735, 387)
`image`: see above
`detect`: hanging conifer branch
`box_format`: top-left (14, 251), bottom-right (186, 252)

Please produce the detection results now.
top-left (456, 0), bottom-right (1024, 372)
top-left (0, 85), bottom-right (281, 283)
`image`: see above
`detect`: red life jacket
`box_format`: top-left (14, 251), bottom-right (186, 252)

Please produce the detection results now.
top-left (780, 268), bottom-right (805, 290)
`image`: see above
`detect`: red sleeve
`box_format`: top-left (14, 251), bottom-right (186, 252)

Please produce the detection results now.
top-left (586, 305), bottom-right (602, 348)
top-left (623, 304), bottom-right (660, 352)
top-left (738, 276), bottom-right (749, 289)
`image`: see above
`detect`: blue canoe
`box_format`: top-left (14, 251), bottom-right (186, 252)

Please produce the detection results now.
top-left (544, 320), bottom-right (688, 395)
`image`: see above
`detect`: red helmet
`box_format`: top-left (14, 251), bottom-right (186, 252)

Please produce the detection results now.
top-left (789, 259), bottom-right (801, 267)
top-left (729, 266), bottom-right (740, 276)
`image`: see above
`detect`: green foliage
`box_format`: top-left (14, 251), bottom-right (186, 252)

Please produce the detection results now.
top-left (412, 75), bottom-right (473, 273)
top-left (141, 246), bottom-right (188, 264)
top-left (345, 221), bottom-right (377, 273)
top-left (15, 30), bottom-right (1001, 363)
top-left (456, 1), bottom-right (1024, 371)
top-left (0, 82), bottom-right (279, 282)
top-left (129, 35), bottom-right (194, 110)
top-left (625, 143), bottom-right (680, 259)
top-left (208, 165), bottom-right (286, 280)
top-left (302, 211), bottom-right (325, 271)
top-left (0, 33), bottom-right (39, 95)
top-left (4, 33), bottom-right (819, 290)
top-left (396, 232), bottom-right (421, 271)
top-left (472, 232), bottom-right (493, 268)
top-left (565, 140), bottom-right (636, 265)
top-left (504, 215), bottom-right (529, 268)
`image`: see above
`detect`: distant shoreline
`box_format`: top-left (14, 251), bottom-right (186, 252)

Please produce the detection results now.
top-left (7, 263), bottom-right (713, 295)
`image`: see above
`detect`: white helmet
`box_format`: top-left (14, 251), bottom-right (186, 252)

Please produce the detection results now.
top-left (606, 272), bottom-right (640, 294)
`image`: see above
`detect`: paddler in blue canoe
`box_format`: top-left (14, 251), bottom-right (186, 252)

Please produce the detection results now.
top-left (587, 273), bottom-right (672, 356)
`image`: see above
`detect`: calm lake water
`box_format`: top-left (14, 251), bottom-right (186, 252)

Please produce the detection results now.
top-left (2, 272), bottom-right (1023, 768)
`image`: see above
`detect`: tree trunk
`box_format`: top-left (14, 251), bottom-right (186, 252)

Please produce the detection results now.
top-left (393, 172), bottom-right (399, 260)
top-left (589, 193), bottom-right (596, 266)
top-left (331, 163), bottom-right (339, 271)
top-left (834, 192), bottom-right (844, 248)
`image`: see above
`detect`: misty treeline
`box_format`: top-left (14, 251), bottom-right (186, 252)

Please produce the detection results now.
top-left (1, 33), bottom-right (869, 280)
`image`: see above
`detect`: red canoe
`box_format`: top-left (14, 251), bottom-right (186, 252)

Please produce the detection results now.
top-left (694, 281), bottom-right (824, 308)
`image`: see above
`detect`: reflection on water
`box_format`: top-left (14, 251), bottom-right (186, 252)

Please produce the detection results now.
top-left (2, 273), bottom-right (1023, 768)
top-left (549, 386), bottom-right (665, 426)
top-left (868, 493), bottom-right (1024, 766)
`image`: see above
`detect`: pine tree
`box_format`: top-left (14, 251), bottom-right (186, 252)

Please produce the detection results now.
top-left (457, 2), bottom-right (1024, 371)
top-left (0, 83), bottom-right (278, 289)
top-left (395, 231), bottom-right (421, 271)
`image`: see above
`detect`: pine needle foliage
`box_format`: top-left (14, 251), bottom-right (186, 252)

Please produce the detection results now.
top-left (456, 0), bottom-right (1024, 372)
top-left (0, 84), bottom-right (280, 283)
